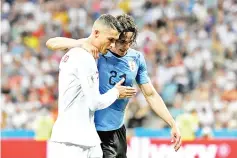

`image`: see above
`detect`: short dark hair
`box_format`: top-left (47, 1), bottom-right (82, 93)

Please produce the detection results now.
top-left (116, 14), bottom-right (138, 43)
top-left (97, 14), bottom-right (124, 33)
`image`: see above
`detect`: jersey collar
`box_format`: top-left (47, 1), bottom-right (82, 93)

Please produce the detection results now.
top-left (108, 50), bottom-right (127, 58)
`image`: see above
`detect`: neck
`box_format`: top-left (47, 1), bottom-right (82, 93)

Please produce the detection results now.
top-left (110, 48), bottom-right (127, 57)
top-left (118, 51), bottom-right (127, 56)
top-left (86, 36), bottom-right (94, 45)
top-left (109, 50), bottom-right (127, 58)
top-left (84, 36), bottom-right (98, 59)
top-left (86, 36), bottom-right (98, 48)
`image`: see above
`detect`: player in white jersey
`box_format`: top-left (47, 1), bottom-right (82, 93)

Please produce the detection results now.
top-left (48, 14), bottom-right (136, 158)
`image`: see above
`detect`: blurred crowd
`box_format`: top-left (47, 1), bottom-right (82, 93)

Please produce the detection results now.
top-left (1, 0), bottom-right (237, 140)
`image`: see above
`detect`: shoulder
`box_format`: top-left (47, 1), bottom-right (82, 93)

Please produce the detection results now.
top-left (127, 48), bottom-right (144, 59)
top-left (61, 47), bottom-right (94, 67)
top-left (68, 47), bottom-right (94, 61)
top-left (67, 47), bottom-right (88, 57)
top-left (127, 49), bottom-right (146, 64)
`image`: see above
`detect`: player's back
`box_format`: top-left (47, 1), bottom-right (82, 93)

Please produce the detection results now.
top-left (95, 48), bottom-right (149, 131)
top-left (50, 47), bottom-right (100, 147)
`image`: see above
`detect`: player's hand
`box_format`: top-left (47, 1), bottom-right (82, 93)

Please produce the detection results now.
top-left (170, 125), bottom-right (182, 152)
top-left (115, 78), bottom-right (137, 99)
top-left (81, 42), bottom-right (99, 59)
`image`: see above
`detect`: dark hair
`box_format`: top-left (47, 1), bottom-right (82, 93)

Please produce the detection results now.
top-left (116, 14), bottom-right (138, 43)
top-left (97, 14), bottom-right (124, 33)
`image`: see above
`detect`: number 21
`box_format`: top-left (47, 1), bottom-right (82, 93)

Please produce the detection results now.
top-left (109, 71), bottom-right (126, 85)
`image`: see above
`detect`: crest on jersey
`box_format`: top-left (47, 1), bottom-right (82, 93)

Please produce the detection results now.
top-left (128, 60), bottom-right (136, 71)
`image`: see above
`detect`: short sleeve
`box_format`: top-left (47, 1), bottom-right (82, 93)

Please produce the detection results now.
top-left (135, 53), bottom-right (150, 84)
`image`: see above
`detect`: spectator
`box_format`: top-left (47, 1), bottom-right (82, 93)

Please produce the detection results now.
top-left (1, 0), bottom-right (237, 140)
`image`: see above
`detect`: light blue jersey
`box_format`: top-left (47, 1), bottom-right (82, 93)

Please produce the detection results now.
top-left (95, 48), bottom-right (150, 131)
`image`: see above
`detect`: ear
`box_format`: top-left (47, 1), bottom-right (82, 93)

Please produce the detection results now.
top-left (94, 30), bottom-right (99, 38)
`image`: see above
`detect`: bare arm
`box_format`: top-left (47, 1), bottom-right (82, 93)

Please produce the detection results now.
top-left (139, 82), bottom-right (182, 151)
top-left (46, 37), bottom-right (83, 50)
top-left (46, 37), bottom-right (99, 58)
top-left (138, 82), bottom-right (176, 127)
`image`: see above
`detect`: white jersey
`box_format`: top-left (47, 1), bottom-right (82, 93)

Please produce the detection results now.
top-left (50, 47), bottom-right (119, 147)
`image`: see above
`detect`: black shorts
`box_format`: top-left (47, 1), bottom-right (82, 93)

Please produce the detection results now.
top-left (97, 125), bottom-right (127, 158)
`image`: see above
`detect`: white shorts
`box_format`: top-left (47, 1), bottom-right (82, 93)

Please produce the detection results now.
top-left (48, 141), bottom-right (103, 158)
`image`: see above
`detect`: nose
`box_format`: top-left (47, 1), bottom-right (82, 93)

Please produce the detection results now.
top-left (124, 44), bottom-right (130, 50)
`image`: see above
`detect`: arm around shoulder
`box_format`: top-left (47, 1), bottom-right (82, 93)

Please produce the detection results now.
top-left (46, 37), bottom-right (83, 51)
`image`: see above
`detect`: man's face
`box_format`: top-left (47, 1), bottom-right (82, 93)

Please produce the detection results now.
top-left (114, 32), bottom-right (134, 54)
top-left (97, 28), bottom-right (120, 54)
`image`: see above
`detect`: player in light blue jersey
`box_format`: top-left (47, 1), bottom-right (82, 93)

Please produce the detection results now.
top-left (95, 48), bottom-right (148, 131)
top-left (47, 14), bottom-right (182, 158)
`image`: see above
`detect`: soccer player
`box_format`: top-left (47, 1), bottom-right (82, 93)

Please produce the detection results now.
top-left (47, 14), bottom-right (182, 157)
top-left (48, 14), bottom-right (137, 158)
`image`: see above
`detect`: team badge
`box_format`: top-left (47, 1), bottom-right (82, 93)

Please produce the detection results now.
top-left (128, 60), bottom-right (136, 71)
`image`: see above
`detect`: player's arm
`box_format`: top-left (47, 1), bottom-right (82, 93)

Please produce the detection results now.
top-left (91, 78), bottom-right (132, 111)
top-left (90, 79), bottom-right (136, 111)
top-left (46, 37), bottom-right (83, 50)
top-left (139, 82), bottom-right (176, 129)
top-left (136, 53), bottom-right (181, 152)
top-left (46, 37), bottom-right (99, 58)
top-left (139, 83), bottom-right (182, 151)
top-left (89, 76), bottom-right (137, 110)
